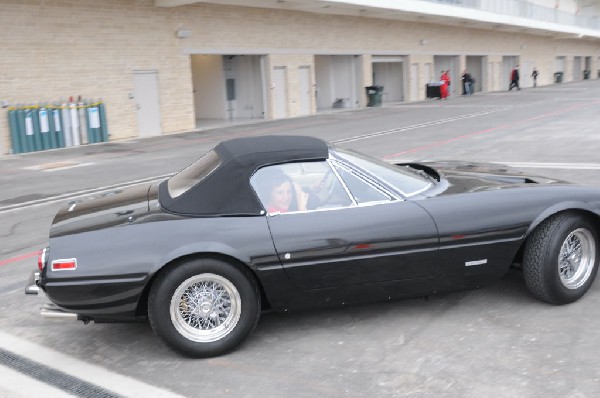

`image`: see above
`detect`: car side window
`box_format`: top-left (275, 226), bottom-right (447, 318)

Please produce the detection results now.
top-left (167, 150), bottom-right (221, 198)
top-left (333, 163), bottom-right (392, 204)
top-left (250, 161), bottom-right (353, 214)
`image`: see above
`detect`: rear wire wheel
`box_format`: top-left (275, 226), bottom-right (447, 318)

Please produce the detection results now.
top-left (148, 258), bottom-right (261, 357)
top-left (523, 213), bottom-right (599, 304)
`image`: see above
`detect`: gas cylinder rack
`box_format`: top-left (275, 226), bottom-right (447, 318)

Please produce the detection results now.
top-left (7, 99), bottom-right (108, 154)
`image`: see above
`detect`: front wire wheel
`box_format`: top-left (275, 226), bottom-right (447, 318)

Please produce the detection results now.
top-left (558, 228), bottom-right (596, 290)
top-left (524, 213), bottom-right (599, 304)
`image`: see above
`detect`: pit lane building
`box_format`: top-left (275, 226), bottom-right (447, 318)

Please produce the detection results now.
top-left (1, 0), bottom-right (600, 155)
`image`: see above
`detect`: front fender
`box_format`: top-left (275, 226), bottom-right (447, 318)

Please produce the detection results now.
top-left (525, 201), bottom-right (600, 238)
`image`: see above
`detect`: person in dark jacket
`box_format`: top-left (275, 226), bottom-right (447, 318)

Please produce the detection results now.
top-left (461, 70), bottom-right (473, 95)
top-left (509, 65), bottom-right (520, 91)
top-left (531, 67), bottom-right (539, 87)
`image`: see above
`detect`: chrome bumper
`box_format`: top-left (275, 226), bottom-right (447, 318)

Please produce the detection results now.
top-left (24, 271), bottom-right (40, 295)
top-left (25, 271), bottom-right (83, 321)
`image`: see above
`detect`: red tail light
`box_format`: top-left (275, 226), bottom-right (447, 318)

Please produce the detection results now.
top-left (37, 247), bottom-right (48, 271)
top-left (51, 259), bottom-right (77, 271)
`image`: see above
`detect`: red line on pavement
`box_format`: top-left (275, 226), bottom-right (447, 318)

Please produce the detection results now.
top-left (383, 99), bottom-right (600, 159)
top-left (0, 251), bottom-right (38, 267)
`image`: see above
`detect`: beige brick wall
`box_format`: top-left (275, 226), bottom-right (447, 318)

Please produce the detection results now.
top-left (0, 0), bottom-right (194, 154)
top-left (1, 0), bottom-right (599, 154)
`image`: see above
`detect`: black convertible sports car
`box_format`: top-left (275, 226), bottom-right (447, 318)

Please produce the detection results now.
top-left (27, 135), bottom-right (600, 357)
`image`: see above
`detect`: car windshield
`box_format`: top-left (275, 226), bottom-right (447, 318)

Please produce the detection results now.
top-left (167, 150), bottom-right (222, 198)
top-left (332, 147), bottom-right (432, 196)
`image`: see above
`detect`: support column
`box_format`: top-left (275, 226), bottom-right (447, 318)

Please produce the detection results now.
top-left (358, 55), bottom-right (372, 108)
top-left (486, 55), bottom-right (502, 92)
top-left (406, 54), bottom-right (434, 102)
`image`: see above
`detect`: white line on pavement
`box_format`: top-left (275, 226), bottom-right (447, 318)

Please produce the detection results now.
top-left (0, 331), bottom-right (185, 398)
top-left (333, 102), bottom-right (540, 144)
top-left (0, 174), bottom-right (172, 214)
top-left (24, 162), bottom-right (95, 172)
top-left (0, 364), bottom-right (74, 398)
top-left (500, 162), bottom-right (600, 170)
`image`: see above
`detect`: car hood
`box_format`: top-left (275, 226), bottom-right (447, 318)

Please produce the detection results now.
top-left (50, 183), bottom-right (158, 238)
top-left (403, 160), bottom-right (568, 196)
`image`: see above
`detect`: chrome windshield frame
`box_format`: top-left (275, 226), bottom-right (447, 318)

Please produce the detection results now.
top-left (329, 147), bottom-right (432, 198)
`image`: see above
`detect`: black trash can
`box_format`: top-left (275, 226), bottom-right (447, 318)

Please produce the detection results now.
top-left (554, 72), bottom-right (563, 84)
top-left (583, 70), bottom-right (590, 80)
top-left (426, 83), bottom-right (441, 99)
top-left (365, 85), bottom-right (383, 107)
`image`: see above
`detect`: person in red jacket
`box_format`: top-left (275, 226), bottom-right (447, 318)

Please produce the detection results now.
top-left (440, 70), bottom-right (450, 99)
top-left (509, 65), bottom-right (521, 91)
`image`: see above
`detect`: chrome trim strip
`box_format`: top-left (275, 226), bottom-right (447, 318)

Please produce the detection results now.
top-left (465, 259), bottom-right (488, 267)
top-left (40, 247), bottom-right (47, 269)
top-left (330, 157), bottom-right (401, 201)
top-left (326, 159), bottom-right (357, 207)
top-left (404, 182), bottom-right (434, 197)
top-left (268, 199), bottom-right (404, 216)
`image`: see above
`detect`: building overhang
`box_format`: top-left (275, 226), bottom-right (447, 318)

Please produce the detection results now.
top-left (155, 0), bottom-right (600, 40)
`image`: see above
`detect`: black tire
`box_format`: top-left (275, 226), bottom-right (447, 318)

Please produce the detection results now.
top-left (523, 213), bottom-right (599, 305)
top-left (148, 258), bottom-right (261, 357)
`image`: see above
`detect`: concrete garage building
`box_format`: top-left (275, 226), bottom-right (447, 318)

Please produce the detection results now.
top-left (1, 0), bottom-right (600, 155)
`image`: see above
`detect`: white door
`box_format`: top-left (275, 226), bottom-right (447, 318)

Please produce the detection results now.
top-left (555, 56), bottom-right (566, 73)
top-left (133, 70), bottom-right (161, 137)
top-left (424, 63), bottom-right (432, 85)
top-left (272, 66), bottom-right (287, 119)
top-left (298, 66), bottom-right (311, 116)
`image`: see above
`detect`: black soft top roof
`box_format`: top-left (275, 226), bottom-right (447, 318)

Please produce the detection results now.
top-left (159, 135), bottom-right (329, 216)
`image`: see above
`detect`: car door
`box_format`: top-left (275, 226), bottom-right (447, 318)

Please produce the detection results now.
top-left (251, 160), bottom-right (439, 290)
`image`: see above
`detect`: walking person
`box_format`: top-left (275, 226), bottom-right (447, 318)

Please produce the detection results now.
top-left (509, 65), bottom-right (520, 91)
top-left (531, 67), bottom-right (539, 88)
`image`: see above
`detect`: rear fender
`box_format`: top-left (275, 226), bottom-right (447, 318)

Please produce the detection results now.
top-left (154, 242), bottom-right (251, 274)
top-left (135, 245), bottom-right (268, 317)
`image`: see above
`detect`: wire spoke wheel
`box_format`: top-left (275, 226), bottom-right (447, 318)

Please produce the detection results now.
top-left (558, 228), bottom-right (596, 290)
top-left (524, 213), bottom-right (599, 305)
top-left (170, 273), bottom-right (241, 343)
